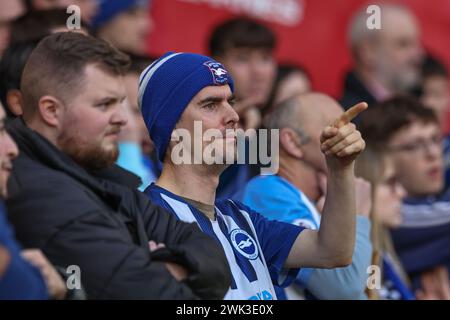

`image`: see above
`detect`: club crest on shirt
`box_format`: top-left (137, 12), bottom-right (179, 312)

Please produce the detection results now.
top-left (204, 61), bottom-right (229, 85)
top-left (230, 229), bottom-right (259, 260)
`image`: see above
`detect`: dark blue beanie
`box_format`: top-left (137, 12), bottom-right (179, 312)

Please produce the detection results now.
top-left (92, 0), bottom-right (148, 30)
top-left (138, 52), bottom-right (234, 161)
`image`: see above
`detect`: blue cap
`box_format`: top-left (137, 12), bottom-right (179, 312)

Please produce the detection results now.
top-left (138, 52), bottom-right (234, 162)
top-left (92, 0), bottom-right (148, 30)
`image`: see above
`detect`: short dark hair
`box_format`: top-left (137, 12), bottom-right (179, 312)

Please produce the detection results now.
top-left (124, 52), bottom-right (155, 75)
top-left (0, 38), bottom-right (42, 117)
top-left (359, 95), bottom-right (439, 150)
top-left (208, 17), bottom-right (276, 57)
top-left (411, 54), bottom-right (448, 98)
top-left (21, 32), bottom-right (130, 117)
top-left (422, 55), bottom-right (448, 79)
top-left (11, 9), bottom-right (90, 44)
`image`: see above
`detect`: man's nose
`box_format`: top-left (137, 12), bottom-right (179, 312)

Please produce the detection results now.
top-left (112, 102), bottom-right (129, 126)
top-left (225, 102), bottom-right (239, 127)
top-left (424, 141), bottom-right (442, 158)
top-left (6, 133), bottom-right (19, 160)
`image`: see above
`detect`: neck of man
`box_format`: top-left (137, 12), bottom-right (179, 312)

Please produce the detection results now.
top-left (156, 161), bottom-right (224, 206)
top-left (277, 153), bottom-right (321, 202)
top-left (24, 117), bottom-right (59, 147)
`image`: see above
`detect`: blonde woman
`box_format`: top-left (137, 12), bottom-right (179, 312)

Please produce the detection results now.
top-left (356, 147), bottom-right (413, 299)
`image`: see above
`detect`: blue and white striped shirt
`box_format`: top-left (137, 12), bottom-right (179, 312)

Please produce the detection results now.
top-left (145, 184), bottom-right (304, 300)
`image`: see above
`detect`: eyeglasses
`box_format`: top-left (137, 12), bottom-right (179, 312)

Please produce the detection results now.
top-left (387, 135), bottom-right (443, 155)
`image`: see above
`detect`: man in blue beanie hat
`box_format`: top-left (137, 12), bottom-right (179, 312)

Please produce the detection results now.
top-left (93, 0), bottom-right (151, 55)
top-left (140, 51), bottom-right (368, 300)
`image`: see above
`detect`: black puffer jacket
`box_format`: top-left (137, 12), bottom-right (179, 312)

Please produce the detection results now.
top-left (6, 118), bottom-right (231, 299)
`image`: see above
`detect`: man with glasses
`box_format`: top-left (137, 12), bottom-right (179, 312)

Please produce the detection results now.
top-left (243, 93), bottom-right (373, 299)
top-left (360, 95), bottom-right (450, 299)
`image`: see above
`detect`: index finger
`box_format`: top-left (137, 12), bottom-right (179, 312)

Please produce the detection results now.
top-left (333, 102), bottom-right (368, 128)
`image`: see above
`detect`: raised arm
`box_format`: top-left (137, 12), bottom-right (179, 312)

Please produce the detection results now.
top-left (285, 102), bottom-right (367, 268)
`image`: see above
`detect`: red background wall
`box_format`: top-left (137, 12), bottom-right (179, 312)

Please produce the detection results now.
top-left (148, 0), bottom-right (450, 124)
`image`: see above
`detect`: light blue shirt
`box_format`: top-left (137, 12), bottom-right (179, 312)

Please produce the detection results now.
top-left (117, 142), bottom-right (156, 191)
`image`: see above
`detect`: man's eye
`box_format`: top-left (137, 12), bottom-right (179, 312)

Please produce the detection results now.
top-left (228, 100), bottom-right (236, 107)
top-left (203, 103), bottom-right (216, 110)
top-left (97, 101), bottom-right (112, 109)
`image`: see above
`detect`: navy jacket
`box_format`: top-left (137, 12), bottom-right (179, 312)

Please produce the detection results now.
top-left (340, 71), bottom-right (378, 124)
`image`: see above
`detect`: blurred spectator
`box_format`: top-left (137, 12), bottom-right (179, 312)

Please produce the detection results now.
top-left (0, 101), bottom-right (67, 300)
top-left (243, 93), bottom-right (372, 300)
top-left (92, 0), bottom-right (152, 56)
top-left (209, 17), bottom-right (277, 130)
top-left (359, 96), bottom-right (450, 299)
top-left (116, 53), bottom-right (159, 190)
top-left (10, 8), bottom-right (89, 44)
top-left (412, 55), bottom-right (450, 191)
top-left (341, 4), bottom-right (424, 121)
top-left (121, 54), bottom-right (154, 156)
top-left (356, 147), bottom-right (415, 299)
top-left (0, 38), bottom-right (41, 118)
top-left (263, 63), bottom-right (311, 118)
top-left (24, 0), bottom-right (98, 23)
top-left (209, 17), bottom-right (277, 199)
top-left (6, 33), bottom-right (230, 299)
top-left (1, 9), bottom-right (90, 119)
top-left (414, 55), bottom-right (450, 130)
top-left (0, 0), bottom-right (26, 58)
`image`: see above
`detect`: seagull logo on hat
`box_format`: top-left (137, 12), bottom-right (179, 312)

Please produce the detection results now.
top-left (212, 67), bottom-right (227, 77)
top-left (204, 61), bottom-right (229, 85)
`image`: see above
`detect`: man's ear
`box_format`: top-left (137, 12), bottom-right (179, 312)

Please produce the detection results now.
top-left (6, 89), bottom-right (23, 116)
top-left (38, 95), bottom-right (64, 127)
top-left (280, 127), bottom-right (303, 159)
